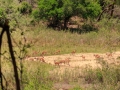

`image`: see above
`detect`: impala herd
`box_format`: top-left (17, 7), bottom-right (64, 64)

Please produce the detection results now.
top-left (54, 57), bottom-right (71, 67)
top-left (24, 51), bottom-right (118, 67)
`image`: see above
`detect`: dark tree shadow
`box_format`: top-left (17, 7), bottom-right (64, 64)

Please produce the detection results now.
top-left (0, 19), bottom-right (20, 90)
top-left (61, 23), bottom-right (98, 34)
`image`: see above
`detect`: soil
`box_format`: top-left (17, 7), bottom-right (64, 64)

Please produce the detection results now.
top-left (43, 51), bottom-right (120, 68)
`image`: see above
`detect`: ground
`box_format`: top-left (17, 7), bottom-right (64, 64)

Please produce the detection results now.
top-left (25, 51), bottom-right (120, 90)
top-left (43, 51), bottom-right (120, 68)
top-left (26, 51), bottom-right (120, 68)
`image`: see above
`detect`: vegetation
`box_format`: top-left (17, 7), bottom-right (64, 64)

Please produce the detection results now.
top-left (18, 1), bottom-right (32, 14)
top-left (33, 0), bottom-right (101, 29)
top-left (0, 0), bottom-right (120, 90)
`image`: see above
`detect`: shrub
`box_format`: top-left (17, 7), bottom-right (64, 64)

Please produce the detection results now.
top-left (18, 1), bottom-right (32, 14)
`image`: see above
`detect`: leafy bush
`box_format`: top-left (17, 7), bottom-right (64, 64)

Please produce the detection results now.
top-left (18, 1), bottom-right (32, 14)
top-left (86, 1), bottom-right (102, 18)
top-left (0, 8), bottom-right (6, 26)
top-left (23, 61), bottom-right (54, 90)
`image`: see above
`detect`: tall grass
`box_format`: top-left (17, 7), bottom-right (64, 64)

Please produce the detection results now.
top-left (1, 58), bottom-right (120, 90)
top-left (0, 60), bottom-right (54, 90)
top-left (20, 18), bottom-right (120, 56)
top-left (1, 17), bottom-right (120, 56)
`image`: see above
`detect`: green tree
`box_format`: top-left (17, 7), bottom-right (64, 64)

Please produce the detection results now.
top-left (33, 0), bottom-right (102, 30)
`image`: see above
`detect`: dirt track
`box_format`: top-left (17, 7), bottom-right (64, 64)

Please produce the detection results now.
top-left (31, 51), bottom-right (120, 68)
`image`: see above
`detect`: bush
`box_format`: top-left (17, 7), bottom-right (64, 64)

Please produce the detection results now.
top-left (18, 1), bottom-right (32, 14)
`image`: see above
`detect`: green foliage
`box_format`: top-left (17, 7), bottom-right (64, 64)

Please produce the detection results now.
top-left (0, 8), bottom-right (5, 26)
top-left (18, 1), bottom-right (32, 14)
top-left (0, 8), bottom-right (4, 17)
top-left (71, 86), bottom-right (83, 90)
top-left (86, 1), bottom-right (102, 18)
top-left (0, 0), bottom-right (21, 28)
top-left (0, 6), bottom-right (6, 26)
top-left (0, 0), bottom-right (17, 17)
top-left (33, 0), bottom-right (102, 22)
top-left (96, 69), bottom-right (103, 82)
top-left (23, 62), bottom-right (54, 90)
top-left (32, 9), bottom-right (40, 21)
top-left (62, 0), bottom-right (73, 16)
top-left (72, 0), bottom-right (102, 19)
top-left (37, 0), bottom-right (57, 19)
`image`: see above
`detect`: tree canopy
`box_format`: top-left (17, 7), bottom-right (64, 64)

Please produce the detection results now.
top-left (32, 0), bottom-right (102, 29)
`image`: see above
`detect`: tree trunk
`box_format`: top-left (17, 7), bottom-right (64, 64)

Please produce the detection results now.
top-left (5, 21), bottom-right (21, 90)
top-left (63, 16), bottom-right (70, 30)
top-left (110, 0), bottom-right (116, 17)
top-left (0, 28), bottom-right (5, 90)
top-left (18, 0), bottom-right (22, 3)
top-left (0, 20), bottom-right (21, 90)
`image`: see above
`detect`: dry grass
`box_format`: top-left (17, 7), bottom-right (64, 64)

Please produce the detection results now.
top-left (8, 21), bottom-right (120, 58)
